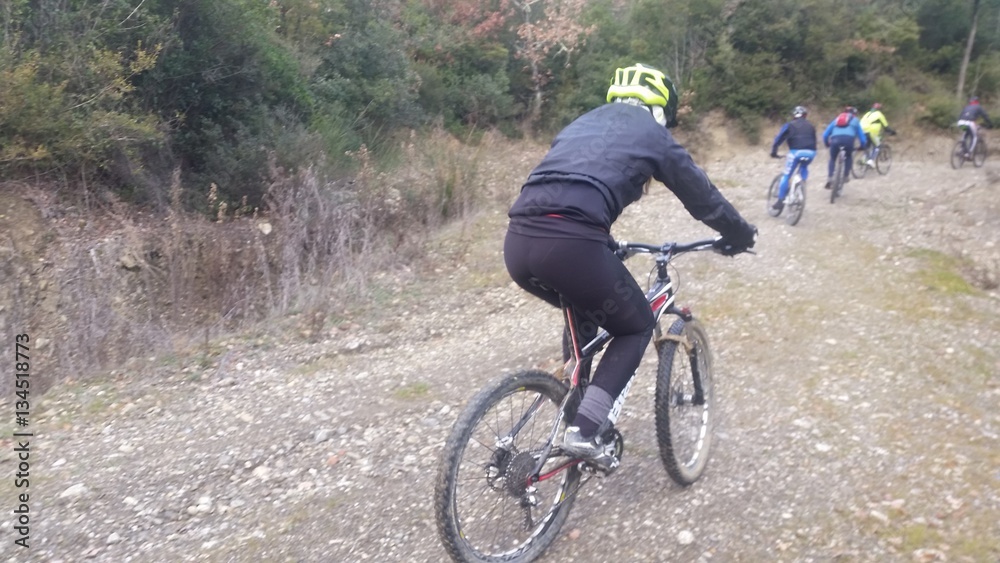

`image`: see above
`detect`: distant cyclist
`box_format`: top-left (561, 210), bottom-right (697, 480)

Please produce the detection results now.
top-left (769, 105), bottom-right (817, 212)
top-left (859, 103), bottom-right (896, 167)
top-left (822, 106), bottom-right (867, 188)
top-left (956, 96), bottom-right (994, 155)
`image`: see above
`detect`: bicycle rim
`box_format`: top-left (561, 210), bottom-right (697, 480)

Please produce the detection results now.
top-left (951, 140), bottom-right (966, 169)
top-left (766, 174), bottom-right (782, 217)
top-left (785, 181), bottom-right (805, 226)
top-left (831, 156), bottom-right (844, 203)
top-left (435, 370), bottom-right (581, 563)
top-left (876, 145), bottom-right (892, 175)
top-left (655, 318), bottom-right (715, 486)
top-left (974, 141), bottom-right (987, 167)
top-left (851, 155), bottom-right (868, 179)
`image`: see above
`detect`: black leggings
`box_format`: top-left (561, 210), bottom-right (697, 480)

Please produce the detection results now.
top-left (503, 231), bottom-right (654, 400)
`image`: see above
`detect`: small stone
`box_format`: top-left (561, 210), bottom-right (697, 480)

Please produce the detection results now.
top-left (677, 530), bottom-right (695, 545)
top-left (59, 484), bottom-right (88, 499)
top-left (107, 532), bottom-right (122, 544)
top-left (252, 466), bottom-right (272, 481)
top-left (869, 509), bottom-right (890, 524)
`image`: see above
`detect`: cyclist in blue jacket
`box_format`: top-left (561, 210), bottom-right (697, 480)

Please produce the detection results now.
top-left (504, 64), bottom-right (757, 466)
top-left (769, 105), bottom-right (817, 213)
top-left (822, 107), bottom-right (867, 188)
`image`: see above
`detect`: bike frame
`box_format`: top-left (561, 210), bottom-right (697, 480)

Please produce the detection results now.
top-left (516, 239), bottom-right (714, 486)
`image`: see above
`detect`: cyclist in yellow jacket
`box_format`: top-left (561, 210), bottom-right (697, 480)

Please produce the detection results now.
top-left (859, 103), bottom-right (896, 167)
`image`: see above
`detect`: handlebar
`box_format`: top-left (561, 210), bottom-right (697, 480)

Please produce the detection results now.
top-left (615, 238), bottom-right (720, 260)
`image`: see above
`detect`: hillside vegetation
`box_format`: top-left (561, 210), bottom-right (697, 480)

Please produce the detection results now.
top-left (2, 0), bottom-right (999, 389)
top-left (2, 0), bottom-right (999, 206)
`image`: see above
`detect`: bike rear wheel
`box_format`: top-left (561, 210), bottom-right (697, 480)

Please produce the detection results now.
top-left (766, 174), bottom-right (783, 217)
top-left (973, 139), bottom-right (987, 167)
top-left (655, 318), bottom-right (715, 486)
top-left (831, 152), bottom-right (845, 203)
top-left (876, 144), bottom-right (892, 175)
top-left (951, 139), bottom-right (967, 169)
top-left (435, 370), bottom-right (581, 563)
top-left (785, 178), bottom-right (805, 226)
top-left (851, 152), bottom-right (869, 179)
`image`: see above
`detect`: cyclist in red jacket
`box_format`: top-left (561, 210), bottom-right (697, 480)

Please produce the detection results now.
top-left (504, 64), bottom-right (756, 464)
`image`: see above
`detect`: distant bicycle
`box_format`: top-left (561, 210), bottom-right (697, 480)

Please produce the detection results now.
top-left (766, 154), bottom-right (808, 226)
top-left (951, 125), bottom-right (987, 169)
top-left (852, 140), bottom-right (893, 178)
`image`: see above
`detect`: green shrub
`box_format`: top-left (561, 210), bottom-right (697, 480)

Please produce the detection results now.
top-left (918, 94), bottom-right (961, 129)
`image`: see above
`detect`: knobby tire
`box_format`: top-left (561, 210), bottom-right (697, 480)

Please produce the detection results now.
top-left (785, 178), bottom-right (805, 226)
top-left (851, 152), bottom-right (869, 179)
top-left (831, 151), bottom-right (845, 203)
top-left (766, 174), bottom-right (783, 218)
top-left (876, 144), bottom-right (892, 175)
top-left (435, 370), bottom-right (581, 563)
top-left (951, 139), bottom-right (967, 169)
top-left (973, 139), bottom-right (987, 167)
top-left (654, 318), bottom-right (716, 486)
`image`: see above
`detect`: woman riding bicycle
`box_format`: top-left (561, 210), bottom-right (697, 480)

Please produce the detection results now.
top-left (769, 105), bottom-right (817, 212)
top-left (503, 63), bottom-right (757, 464)
top-left (822, 106), bottom-right (867, 188)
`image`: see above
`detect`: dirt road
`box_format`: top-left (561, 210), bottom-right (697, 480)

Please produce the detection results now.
top-left (4, 134), bottom-right (1000, 562)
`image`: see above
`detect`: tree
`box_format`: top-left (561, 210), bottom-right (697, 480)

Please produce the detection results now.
top-left (957, 0), bottom-right (982, 99)
top-left (510, 0), bottom-right (594, 127)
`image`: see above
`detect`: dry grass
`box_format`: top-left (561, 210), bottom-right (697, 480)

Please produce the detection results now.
top-left (0, 127), bottom-right (526, 394)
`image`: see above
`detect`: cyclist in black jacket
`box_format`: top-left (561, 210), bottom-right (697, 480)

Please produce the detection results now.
top-left (504, 63), bottom-right (757, 463)
top-left (769, 105), bottom-right (817, 213)
top-left (957, 96), bottom-right (994, 155)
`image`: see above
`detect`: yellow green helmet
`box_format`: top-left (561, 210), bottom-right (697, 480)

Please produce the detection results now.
top-left (606, 64), bottom-right (679, 128)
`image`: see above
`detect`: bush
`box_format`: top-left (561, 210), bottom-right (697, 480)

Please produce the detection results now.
top-left (918, 94), bottom-right (961, 129)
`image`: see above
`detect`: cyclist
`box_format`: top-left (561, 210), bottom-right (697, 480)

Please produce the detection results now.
top-left (769, 105), bottom-right (817, 213)
top-left (859, 103), bottom-right (896, 167)
top-left (956, 96), bottom-right (994, 156)
top-left (822, 106), bottom-right (867, 188)
top-left (504, 63), bottom-right (757, 465)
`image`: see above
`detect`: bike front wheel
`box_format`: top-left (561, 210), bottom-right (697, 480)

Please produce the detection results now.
top-left (973, 139), bottom-right (987, 167)
top-left (785, 179), bottom-right (806, 226)
top-left (655, 318), bottom-right (715, 486)
top-left (876, 144), bottom-right (892, 175)
top-left (435, 370), bottom-right (581, 563)
top-left (951, 140), bottom-right (967, 169)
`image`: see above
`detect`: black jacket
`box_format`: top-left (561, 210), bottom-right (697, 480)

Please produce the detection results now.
top-left (508, 103), bottom-right (751, 242)
top-left (959, 103), bottom-right (992, 126)
top-left (771, 117), bottom-right (818, 153)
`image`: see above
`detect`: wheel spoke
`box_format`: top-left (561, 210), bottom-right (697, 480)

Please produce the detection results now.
top-left (436, 371), bottom-right (583, 561)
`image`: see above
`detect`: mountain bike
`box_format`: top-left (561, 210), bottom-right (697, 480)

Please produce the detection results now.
top-left (830, 145), bottom-right (848, 203)
top-left (766, 155), bottom-right (809, 226)
top-left (951, 125), bottom-right (987, 169)
top-left (435, 238), bottom-right (732, 563)
top-left (852, 140), bottom-right (892, 178)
